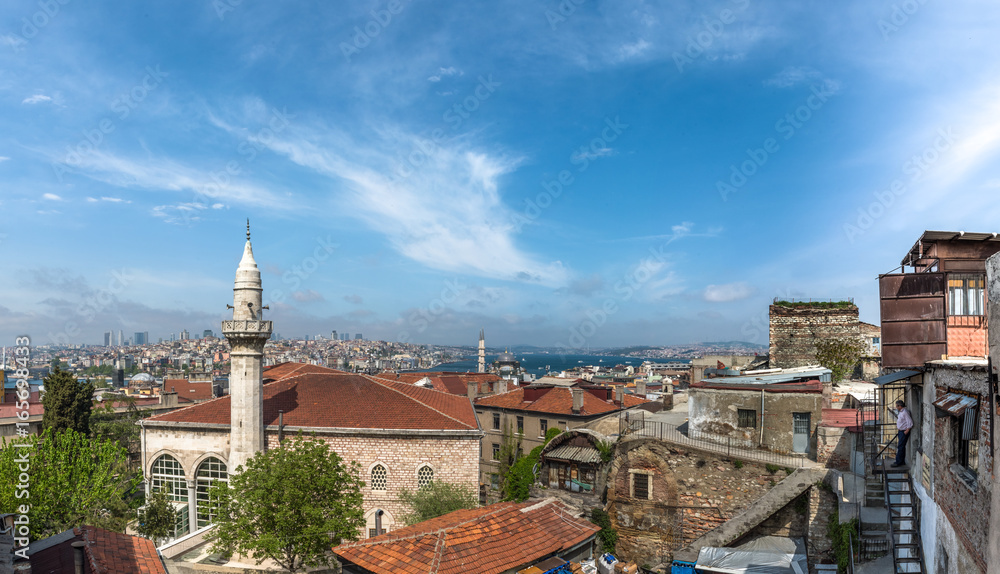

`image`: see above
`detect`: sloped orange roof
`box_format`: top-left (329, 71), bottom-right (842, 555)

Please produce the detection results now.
top-left (162, 378), bottom-right (214, 401)
top-left (30, 525), bottom-right (166, 574)
top-left (146, 363), bottom-right (478, 431)
top-left (474, 386), bottom-right (648, 417)
top-left (334, 499), bottom-right (598, 574)
top-left (389, 372), bottom-right (502, 395)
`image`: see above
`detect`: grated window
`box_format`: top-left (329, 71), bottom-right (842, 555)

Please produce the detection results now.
top-left (370, 464), bottom-right (387, 491)
top-left (417, 465), bottom-right (434, 489)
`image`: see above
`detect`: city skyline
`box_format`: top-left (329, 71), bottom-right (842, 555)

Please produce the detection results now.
top-left (3, 2), bottom-right (1000, 348)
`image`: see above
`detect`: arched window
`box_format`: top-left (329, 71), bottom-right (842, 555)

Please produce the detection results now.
top-left (195, 457), bottom-right (228, 529)
top-left (417, 465), bottom-right (434, 489)
top-left (150, 455), bottom-right (189, 538)
top-left (370, 464), bottom-right (387, 491)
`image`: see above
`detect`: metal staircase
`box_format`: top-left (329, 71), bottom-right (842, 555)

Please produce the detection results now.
top-left (858, 384), bottom-right (926, 573)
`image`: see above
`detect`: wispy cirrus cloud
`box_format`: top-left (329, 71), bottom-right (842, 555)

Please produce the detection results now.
top-left (22, 94), bottom-right (53, 105)
top-left (42, 193), bottom-right (62, 201)
top-left (703, 281), bottom-right (756, 302)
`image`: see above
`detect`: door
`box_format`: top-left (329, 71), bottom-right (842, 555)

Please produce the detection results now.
top-left (792, 412), bottom-right (810, 453)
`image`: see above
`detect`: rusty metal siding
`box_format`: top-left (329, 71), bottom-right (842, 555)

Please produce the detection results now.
top-left (879, 273), bottom-right (947, 368)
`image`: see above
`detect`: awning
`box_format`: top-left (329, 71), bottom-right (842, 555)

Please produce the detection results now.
top-left (873, 370), bottom-right (921, 386)
top-left (932, 392), bottom-right (979, 417)
top-left (543, 445), bottom-right (602, 464)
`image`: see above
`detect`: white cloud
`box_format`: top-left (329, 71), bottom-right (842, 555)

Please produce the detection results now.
top-left (87, 196), bottom-right (130, 203)
top-left (238, 123), bottom-right (569, 286)
top-left (22, 94), bottom-right (52, 105)
top-left (292, 289), bottom-right (325, 302)
top-left (428, 67), bottom-right (462, 82)
top-left (614, 39), bottom-right (651, 62)
top-left (42, 193), bottom-right (62, 201)
top-left (0, 156), bottom-right (10, 162)
top-left (570, 147), bottom-right (617, 163)
top-left (703, 282), bottom-right (757, 302)
top-left (764, 66), bottom-right (841, 94)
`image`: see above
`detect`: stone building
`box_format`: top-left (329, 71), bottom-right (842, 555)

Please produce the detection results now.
top-left (474, 384), bottom-right (649, 489)
top-left (604, 439), bottom-right (835, 568)
top-left (140, 231), bottom-right (482, 545)
top-left (769, 301), bottom-right (861, 371)
top-left (687, 367), bottom-right (830, 456)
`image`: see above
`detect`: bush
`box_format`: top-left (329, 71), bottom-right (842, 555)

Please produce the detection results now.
top-left (399, 480), bottom-right (478, 525)
top-left (828, 511), bottom-right (860, 574)
top-left (590, 508), bottom-right (618, 554)
top-left (732, 459), bottom-right (744, 469)
top-left (765, 464), bottom-right (780, 474)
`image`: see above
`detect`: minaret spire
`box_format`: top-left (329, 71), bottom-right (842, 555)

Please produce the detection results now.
top-left (477, 328), bottom-right (486, 374)
top-left (223, 222), bottom-right (272, 471)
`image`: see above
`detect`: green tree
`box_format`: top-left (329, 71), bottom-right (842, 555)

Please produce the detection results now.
top-left (501, 427), bottom-right (562, 502)
top-left (209, 435), bottom-right (365, 572)
top-left (398, 481), bottom-right (478, 525)
top-left (42, 365), bottom-right (94, 435)
top-left (91, 396), bottom-right (147, 469)
top-left (0, 428), bottom-right (141, 539)
top-left (815, 337), bottom-right (867, 382)
top-left (136, 487), bottom-right (176, 543)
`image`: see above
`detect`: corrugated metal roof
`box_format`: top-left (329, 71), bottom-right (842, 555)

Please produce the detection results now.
top-left (696, 366), bottom-right (831, 386)
top-left (873, 370), bottom-right (921, 386)
top-left (543, 445), bottom-right (602, 464)
top-left (932, 392), bottom-right (979, 417)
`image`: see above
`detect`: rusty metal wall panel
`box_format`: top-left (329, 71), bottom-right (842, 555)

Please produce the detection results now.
top-left (880, 273), bottom-right (947, 368)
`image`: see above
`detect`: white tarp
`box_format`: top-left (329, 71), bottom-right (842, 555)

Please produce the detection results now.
top-left (695, 537), bottom-right (808, 574)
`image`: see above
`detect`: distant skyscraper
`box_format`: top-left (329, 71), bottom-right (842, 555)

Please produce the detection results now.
top-left (180, 329), bottom-right (189, 341)
top-left (104, 331), bottom-right (112, 347)
top-left (355, 333), bottom-right (363, 340)
top-left (203, 329), bottom-right (214, 338)
top-left (331, 330), bottom-right (338, 341)
top-left (341, 333), bottom-right (350, 341)
top-left (170, 333), bottom-right (175, 342)
top-left (134, 332), bottom-right (145, 345)
top-left (118, 330), bottom-right (124, 346)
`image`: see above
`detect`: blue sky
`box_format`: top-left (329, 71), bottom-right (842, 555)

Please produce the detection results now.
top-left (2, 0), bottom-right (1000, 349)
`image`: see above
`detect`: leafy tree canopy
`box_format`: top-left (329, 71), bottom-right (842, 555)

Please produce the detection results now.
top-left (209, 435), bottom-right (365, 572)
top-left (398, 480), bottom-right (478, 526)
top-left (41, 365), bottom-right (94, 435)
top-left (136, 487), bottom-right (176, 543)
top-left (0, 428), bottom-right (141, 539)
top-left (815, 336), bottom-right (866, 382)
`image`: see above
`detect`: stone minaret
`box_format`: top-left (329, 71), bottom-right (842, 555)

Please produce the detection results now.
top-left (478, 329), bottom-right (486, 374)
top-left (223, 221), bottom-right (272, 471)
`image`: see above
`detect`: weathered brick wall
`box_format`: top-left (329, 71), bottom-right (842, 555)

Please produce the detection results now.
top-left (928, 367), bottom-right (991, 573)
top-left (806, 483), bottom-right (836, 572)
top-left (606, 441), bottom-right (774, 564)
top-left (816, 426), bottom-right (853, 470)
top-left (769, 304), bottom-right (860, 370)
top-left (266, 431), bottom-right (480, 536)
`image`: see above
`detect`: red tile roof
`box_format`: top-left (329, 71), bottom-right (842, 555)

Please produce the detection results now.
top-left (146, 363), bottom-right (478, 431)
top-left (29, 525), bottom-right (166, 574)
top-left (334, 499), bottom-right (598, 574)
top-left (820, 408), bottom-right (876, 429)
top-left (389, 372), bottom-right (502, 395)
top-left (0, 402), bottom-right (43, 419)
top-left (474, 386), bottom-right (648, 417)
top-left (162, 378), bottom-right (214, 401)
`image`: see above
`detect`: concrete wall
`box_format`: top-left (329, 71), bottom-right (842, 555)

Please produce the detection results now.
top-left (988, 252), bottom-right (1000, 574)
top-left (816, 425), bottom-right (855, 470)
top-left (769, 304), bottom-right (860, 371)
top-left (690, 355), bottom-right (757, 385)
top-left (688, 387), bottom-right (822, 455)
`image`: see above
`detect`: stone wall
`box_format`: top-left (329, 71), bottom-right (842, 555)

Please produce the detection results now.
top-left (816, 425), bottom-right (854, 470)
top-left (769, 304), bottom-right (860, 370)
top-left (266, 430), bottom-right (480, 537)
top-left (987, 252), bottom-right (1000, 574)
top-left (605, 440), bottom-right (776, 564)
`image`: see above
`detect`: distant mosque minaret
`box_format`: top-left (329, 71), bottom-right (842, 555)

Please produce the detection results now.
top-left (478, 329), bottom-right (486, 374)
top-left (222, 220), bottom-right (272, 471)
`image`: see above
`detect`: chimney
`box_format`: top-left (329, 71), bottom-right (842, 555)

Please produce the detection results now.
top-left (636, 380), bottom-right (647, 397)
top-left (615, 385), bottom-right (624, 405)
top-left (467, 380), bottom-right (478, 400)
top-left (571, 388), bottom-right (584, 414)
top-left (160, 391), bottom-right (178, 408)
top-left (498, 379), bottom-right (508, 394)
top-left (72, 540), bottom-right (86, 574)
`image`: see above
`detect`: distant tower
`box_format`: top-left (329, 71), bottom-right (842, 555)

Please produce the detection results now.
top-left (222, 221), bottom-right (272, 471)
top-left (478, 329), bottom-right (486, 374)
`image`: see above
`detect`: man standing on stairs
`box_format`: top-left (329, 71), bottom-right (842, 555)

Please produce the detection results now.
top-left (891, 400), bottom-right (913, 468)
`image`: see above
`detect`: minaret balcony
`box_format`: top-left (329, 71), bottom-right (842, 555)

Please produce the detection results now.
top-left (221, 320), bottom-right (273, 336)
